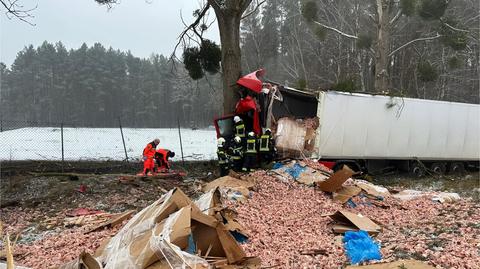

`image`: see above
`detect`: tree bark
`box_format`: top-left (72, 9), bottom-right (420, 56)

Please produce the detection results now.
top-left (209, 0), bottom-right (252, 114)
top-left (375, 0), bottom-right (389, 93)
top-left (216, 13), bottom-right (243, 113)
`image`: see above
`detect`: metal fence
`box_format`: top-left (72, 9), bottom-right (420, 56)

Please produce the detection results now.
top-left (0, 119), bottom-right (217, 164)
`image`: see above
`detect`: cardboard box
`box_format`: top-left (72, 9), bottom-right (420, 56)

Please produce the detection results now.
top-left (318, 165), bottom-right (354, 192)
top-left (333, 186), bottom-right (362, 203)
top-left (329, 210), bottom-right (381, 235)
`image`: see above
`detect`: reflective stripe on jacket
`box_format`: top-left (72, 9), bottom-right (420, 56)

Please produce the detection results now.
top-left (246, 138), bottom-right (257, 154)
top-left (235, 123), bottom-right (245, 138)
top-left (259, 135), bottom-right (270, 152)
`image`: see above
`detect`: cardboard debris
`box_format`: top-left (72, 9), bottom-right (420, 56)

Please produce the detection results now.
top-left (318, 165), bottom-right (354, 192)
top-left (70, 187), bottom-right (253, 269)
top-left (329, 210), bottom-right (381, 235)
top-left (195, 188), bottom-right (222, 216)
top-left (203, 176), bottom-right (254, 193)
top-left (333, 186), bottom-right (362, 203)
top-left (345, 259), bottom-right (435, 269)
top-left (355, 181), bottom-right (390, 198)
top-left (56, 252), bottom-right (101, 269)
top-left (297, 168), bottom-right (329, 185)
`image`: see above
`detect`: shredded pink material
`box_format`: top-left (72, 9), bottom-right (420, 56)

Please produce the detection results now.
top-left (233, 171), bottom-right (480, 269)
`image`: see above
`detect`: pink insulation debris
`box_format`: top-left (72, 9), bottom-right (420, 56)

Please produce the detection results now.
top-left (233, 171), bottom-right (480, 269)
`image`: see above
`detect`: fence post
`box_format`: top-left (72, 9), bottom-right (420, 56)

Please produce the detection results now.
top-left (118, 117), bottom-right (129, 163)
top-left (61, 123), bottom-right (64, 173)
top-left (177, 117), bottom-right (185, 166)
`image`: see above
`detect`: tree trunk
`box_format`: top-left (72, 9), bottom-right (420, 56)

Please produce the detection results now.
top-left (215, 12), bottom-right (243, 114)
top-left (375, 0), bottom-right (389, 93)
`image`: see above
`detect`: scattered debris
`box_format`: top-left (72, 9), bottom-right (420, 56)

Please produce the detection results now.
top-left (345, 259), bottom-right (436, 269)
top-left (329, 210), bottom-right (382, 235)
top-left (83, 188), bottom-right (259, 268)
top-left (319, 165), bottom-right (355, 192)
top-left (343, 230), bottom-right (382, 264)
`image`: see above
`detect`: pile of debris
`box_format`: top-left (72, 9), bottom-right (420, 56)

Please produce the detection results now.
top-left (57, 187), bottom-right (258, 269)
top-left (231, 167), bottom-right (480, 268)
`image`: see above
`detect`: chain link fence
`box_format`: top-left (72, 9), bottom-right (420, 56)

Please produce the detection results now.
top-left (0, 119), bottom-right (217, 164)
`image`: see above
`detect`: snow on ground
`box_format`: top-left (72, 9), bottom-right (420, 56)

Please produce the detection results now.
top-left (0, 127), bottom-right (217, 161)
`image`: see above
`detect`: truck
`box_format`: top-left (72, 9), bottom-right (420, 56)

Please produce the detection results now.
top-left (214, 70), bottom-right (480, 176)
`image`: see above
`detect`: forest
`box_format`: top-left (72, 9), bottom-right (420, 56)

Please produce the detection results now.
top-left (0, 0), bottom-right (478, 128)
top-left (0, 42), bottom-right (223, 128)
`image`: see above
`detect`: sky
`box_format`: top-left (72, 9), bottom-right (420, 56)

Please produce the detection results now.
top-left (0, 0), bottom-right (220, 67)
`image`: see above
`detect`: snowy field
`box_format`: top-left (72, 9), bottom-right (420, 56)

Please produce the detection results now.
top-left (0, 127), bottom-right (217, 161)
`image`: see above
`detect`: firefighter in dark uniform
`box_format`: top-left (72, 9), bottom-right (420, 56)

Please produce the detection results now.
top-left (229, 136), bottom-right (244, 172)
top-left (242, 132), bottom-right (257, 172)
top-left (217, 137), bottom-right (230, 176)
top-left (259, 128), bottom-right (275, 165)
top-left (233, 116), bottom-right (246, 146)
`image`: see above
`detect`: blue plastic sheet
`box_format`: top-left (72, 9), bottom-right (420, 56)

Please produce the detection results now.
top-left (230, 231), bottom-right (249, 243)
top-left (272, 162), bottom-right (283, 169)
top-left (285, 163), bottom-right (306, 179)
top-left (344, 230), bottom-right (382, 264)
top-left (186, 233), bottom-right (196, 254)
top-left (346, 199), bottom-right (357, 208)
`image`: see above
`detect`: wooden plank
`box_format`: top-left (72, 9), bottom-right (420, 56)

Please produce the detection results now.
top-left (83, 210), bottom-right (134, 234)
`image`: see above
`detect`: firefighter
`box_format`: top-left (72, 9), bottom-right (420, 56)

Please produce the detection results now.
top-left (259, 128), bottom-right (275, 165)
top-left (242, 132), bottom-right (257, 172)
top-left (155, 149), bottom-right (175, 173)
top-left (229, 136), bottom-right (244, 172)
top-left (217, 137), bottom-right (230, 176)
top-left (233, 116), bottom-right (246, 145)
top-left (142, 138), bottom-right (160, 175)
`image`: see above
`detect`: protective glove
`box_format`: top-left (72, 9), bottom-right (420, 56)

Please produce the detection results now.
top-left (142, 156), bottom-right (147, 161)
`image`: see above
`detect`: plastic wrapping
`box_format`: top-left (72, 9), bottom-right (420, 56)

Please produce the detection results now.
top-left (275, 118), bottom-right (307, 157)
top-left (343, 230), bottom-right (382, 264)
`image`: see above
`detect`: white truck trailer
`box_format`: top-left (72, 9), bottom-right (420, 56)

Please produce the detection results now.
top-left (271, 88), bottom-right (480, 176)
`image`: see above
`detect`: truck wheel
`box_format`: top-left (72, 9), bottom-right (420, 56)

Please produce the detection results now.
top-left (430, 163), bottom-right (446, 175)
top-left (449, 162), bottom-right (465, 174)
top-left (409, 163), bottom-right (425, 178)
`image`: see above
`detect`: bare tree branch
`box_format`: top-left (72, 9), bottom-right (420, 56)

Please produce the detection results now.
top-left (389, 9), bottom-right (402, 25)
top-left (442, 21), bottom-right (470, 33)
top-left (312, 20), bottom-right (358, 39)
top-left (169, 3), bottom-right (211, 62)
top-left (389, 34), bottom-right (441, 57)
top-left (1, 0), bottom-right (36, 25)
top-left (241, 0), bottom-right (266, 20)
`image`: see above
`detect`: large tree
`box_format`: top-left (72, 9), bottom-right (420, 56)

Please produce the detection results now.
top-left (95, 0), bottom-right (263, 114)
top-left (301, 0), bottom-right (472, 93)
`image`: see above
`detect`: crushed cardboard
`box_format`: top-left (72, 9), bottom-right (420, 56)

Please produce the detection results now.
top-left (354, 181), bottom-right (390, 198)
top-left (333, 186), bottom-right (362, 203)
top-left (58, 187), bottom-right (258, 269)
top-left (329, 210), bottom-right (381, 235)
top-left (203, 176), bottom-right (254, 193)
top-left (345, 259), bottom-right (435, 269)
top-left (318, 165), bottom-right (354, 192)
top-left (56, 252), bottom-right (101, 269)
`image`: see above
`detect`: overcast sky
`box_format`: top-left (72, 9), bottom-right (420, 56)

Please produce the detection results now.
top-left (0, 0), bottom-right (219, 67)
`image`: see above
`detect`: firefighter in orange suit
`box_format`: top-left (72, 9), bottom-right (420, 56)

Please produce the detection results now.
top-left (142, 138), bottom-right (160, 175)
top-left (155, 149), bottom-right (175, 173)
